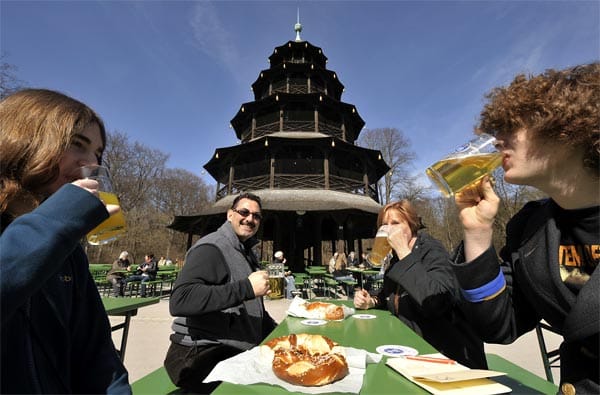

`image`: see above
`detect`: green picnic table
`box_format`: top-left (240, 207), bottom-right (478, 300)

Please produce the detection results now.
top-left (102, 296), bottom-right (160, 361)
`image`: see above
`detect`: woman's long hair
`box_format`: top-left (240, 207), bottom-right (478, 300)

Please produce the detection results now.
top-left (0, 89), bottom-right (106, 221)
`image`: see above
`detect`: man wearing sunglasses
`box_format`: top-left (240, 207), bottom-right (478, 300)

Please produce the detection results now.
top-left (164, 192), bottom-right (277, 393)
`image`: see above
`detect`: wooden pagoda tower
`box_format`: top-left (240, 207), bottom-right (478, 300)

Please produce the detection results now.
top-left (169, 20), bottom-right (389, 272)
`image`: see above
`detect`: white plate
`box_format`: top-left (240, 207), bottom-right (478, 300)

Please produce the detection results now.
top-left (376, 344), bottom-right (418, 357)
top-left (352, 314), bottom-right (377, 320)
top-left (300, 319), bottom-right (327, 326)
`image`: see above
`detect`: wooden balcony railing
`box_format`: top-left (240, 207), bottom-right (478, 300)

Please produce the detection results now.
top-left (241, 120), bottom-right (345, 141)
top-left (215, 173), bottom-right (377, 201)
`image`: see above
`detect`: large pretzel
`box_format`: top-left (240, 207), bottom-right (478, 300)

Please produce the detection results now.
top-left (263, 333), bottom-right (349, 386)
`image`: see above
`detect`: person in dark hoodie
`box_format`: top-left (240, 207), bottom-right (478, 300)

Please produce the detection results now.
top-left (164, 192), bottom-right (277, 393)
top-left (354, 200), bottom-right (487, 369)
top-left (451, 63), bottom-right (599, 394)
top-left (0, 89), bottom-right (130, 394)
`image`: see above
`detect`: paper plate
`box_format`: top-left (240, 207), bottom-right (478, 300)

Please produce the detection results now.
top-left (352, 314), bottom-right (377, 320)
top-left (376, 345), bottom-right (418, 357)
top-left (300, 319), bottom-right (327, 326)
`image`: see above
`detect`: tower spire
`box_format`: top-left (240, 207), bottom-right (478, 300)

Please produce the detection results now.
top-left (294, 8), bottom-right (302, 41)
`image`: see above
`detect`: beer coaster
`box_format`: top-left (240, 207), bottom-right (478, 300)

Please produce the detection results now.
top-left (376, 345), bottom-right (418, 357)
top-left (352, 314), bottom-right (377, 319)
top-left (300, 319), bottom-right (327, 326)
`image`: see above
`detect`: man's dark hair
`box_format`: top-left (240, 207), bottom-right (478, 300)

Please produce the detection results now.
top-left (231, 192), bottom-right (262, 210)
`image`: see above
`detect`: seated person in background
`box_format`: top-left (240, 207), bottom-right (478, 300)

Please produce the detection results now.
top-left (333, 250), bottom-right (347, 275)
top-left (358, 252), bottom-right (370, 269)
top-left (348, 251), bottom-right (359, 267)
top-left (124, 254), bottom-right (158, 297)
top-left (328, 252), bottom-right (338, 274)
top-left (158, 256), bottom-right (167, 266)
top-left (354, 200), bottom-right (487, 369)
top-left (274, 251), bottom-right (296, 299)
top-left (284, 270), bottom-right (296, 299)
top-left (106, 251), bottom-right (131, 297)
top-left (332, 250), bottom-right (355, 297)
top-left (274, 250), bottom-right (286, 265)
top-left (363, 255), bottom-right (387, 288)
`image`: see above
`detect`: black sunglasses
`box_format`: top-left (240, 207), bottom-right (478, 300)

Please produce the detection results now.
top-left (232, 208), bottom-right (263, 221)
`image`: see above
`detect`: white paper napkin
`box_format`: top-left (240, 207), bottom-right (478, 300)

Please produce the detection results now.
top-left (286, 296), bottom-right (356, 320)
top-left (204, 345), bottom-right (382, 394)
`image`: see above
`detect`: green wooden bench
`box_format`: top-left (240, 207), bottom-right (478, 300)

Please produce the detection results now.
top-left (94, 279), bottom-right (112, 297)
top-left (323, 276), bottom-right (340, 298)
top-left (131, 367), bottom-right (181, 394)
top-left (338, 279), bottom-right (357, 298)
top-left (292, 273), bottom-right (310, 298)
top-left (144, 280), bottom-right (164, 297)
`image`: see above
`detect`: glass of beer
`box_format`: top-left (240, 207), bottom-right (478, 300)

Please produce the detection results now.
top-left (367, 226), bottom-right (392, 267)
top-left (267, 263), bottom-right (284, 299)
top-left (426, 133), bottom-right (501, 198)
top-left (80, 165), bottom-right (127, 245)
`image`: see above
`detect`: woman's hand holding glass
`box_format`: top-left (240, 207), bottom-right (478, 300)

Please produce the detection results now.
top-left (71, 178), bottom-right (121, 216)
top-left (78, 165), bottom-right (127, 245)
top-left (353, 288), bottom-right (373, 310)
top-left (387, 223), bottom-right (416, 260)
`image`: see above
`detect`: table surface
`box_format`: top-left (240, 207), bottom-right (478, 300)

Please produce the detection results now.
top-left (214, 300), bottom-right (557, 395)
top-left (346, 267), bottom-right (380, 274)
top-left (102, 296), bottom-right (160, 315)
top-left (305, 266), bottom-right (328, 273)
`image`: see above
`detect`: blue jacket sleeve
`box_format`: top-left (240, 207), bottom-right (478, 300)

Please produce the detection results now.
top-left (0, 184), bottom-right (108, 324)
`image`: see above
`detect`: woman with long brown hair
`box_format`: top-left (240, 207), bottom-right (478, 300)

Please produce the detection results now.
top-left (0, 89), bottom-right (131, 393)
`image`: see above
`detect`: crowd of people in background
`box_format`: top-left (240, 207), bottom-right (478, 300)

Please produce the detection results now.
top-left (1, 63), bottom-right (597, 393)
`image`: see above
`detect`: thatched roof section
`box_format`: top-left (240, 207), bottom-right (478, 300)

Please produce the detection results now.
top-left (198, 189), bottom-right (381, 214)
top-left (168, 189), bottom-right (382, 235)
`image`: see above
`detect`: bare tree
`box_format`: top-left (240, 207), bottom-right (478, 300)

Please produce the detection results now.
top-left (87, 131), bottom-right (211, 264)
top-left (103, 131), bottom-right (168, 211)
top-left (357, 127), bottom-right (415, 204)
top-left (397, 177), bottom-right (430, 202)
top-left (150, 168), bottom-right (212, 258)
top-left (1, 53), bottom-right (26, 99)
top-left (151, 168), bottom-right (210, 215)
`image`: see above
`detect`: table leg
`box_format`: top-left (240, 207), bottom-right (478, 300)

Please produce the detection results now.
top-left (110, 311), bottom-right (135, 361)
top-left (119, 314), bottom-right (132, 360)
top-left (352, 272), bottom-right (364, 288)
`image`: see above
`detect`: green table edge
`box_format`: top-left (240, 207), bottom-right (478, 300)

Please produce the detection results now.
top-left (102, 296), bottom-right (161, 315)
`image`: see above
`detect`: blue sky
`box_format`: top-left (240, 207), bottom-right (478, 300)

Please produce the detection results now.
top-left (2, 1), bottom-right (599, 189)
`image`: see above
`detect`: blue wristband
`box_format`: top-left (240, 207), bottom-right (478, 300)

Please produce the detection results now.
top-left (461, 269), bottom-right (506, 302)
